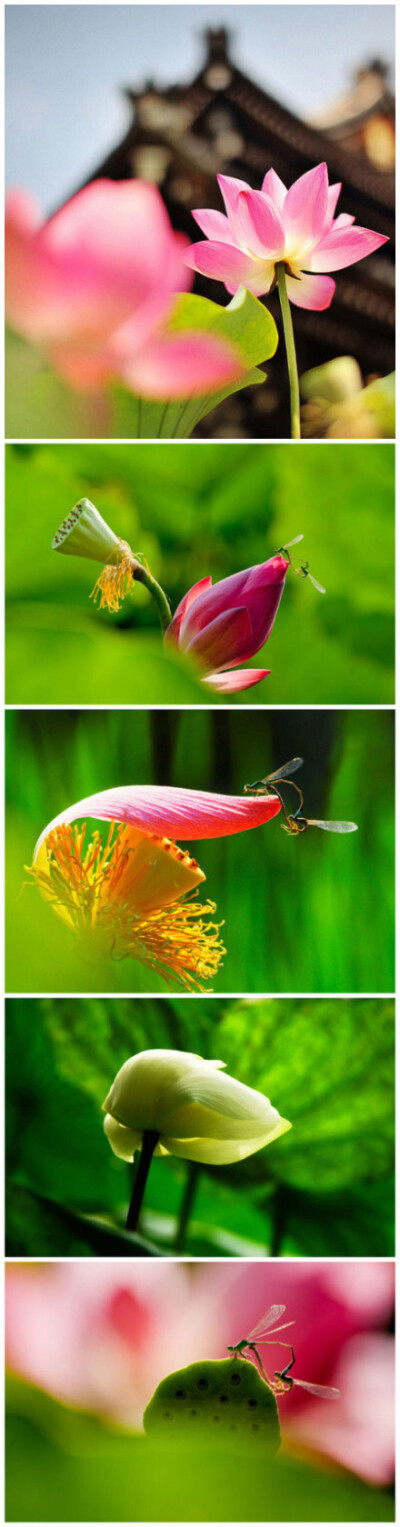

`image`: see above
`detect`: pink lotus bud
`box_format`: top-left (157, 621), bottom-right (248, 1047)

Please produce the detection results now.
top-left (5, 180), bottom-right (242, 399)
top-left (165, 554), bottom-right (288, 691)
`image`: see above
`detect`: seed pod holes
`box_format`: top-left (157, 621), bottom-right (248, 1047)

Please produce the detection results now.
top-left (143, 1358), bottom-right (281, 1455)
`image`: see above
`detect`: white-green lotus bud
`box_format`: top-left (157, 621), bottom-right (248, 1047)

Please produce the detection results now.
top-left (103, 1048), bottom-right (291, 1166)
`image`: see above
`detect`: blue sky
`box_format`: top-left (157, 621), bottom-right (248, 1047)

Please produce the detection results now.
top-left (6, 4), bottom-right (395, 210)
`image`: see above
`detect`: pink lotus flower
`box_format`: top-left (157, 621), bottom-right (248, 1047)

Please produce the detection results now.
top-left (185, 163), bottom-right (388, 311)
top-left (29, 784), bottom-right (281, 989)
top-left (5, 179), bottom-right (242, 397)
top-left (165, 553), bottom-right (289, 692)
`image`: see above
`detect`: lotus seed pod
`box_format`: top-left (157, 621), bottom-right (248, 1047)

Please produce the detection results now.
top-left (52, 499), bottom-right (122, 563)
top-left (143, 1357), bottom-right (281, 1455)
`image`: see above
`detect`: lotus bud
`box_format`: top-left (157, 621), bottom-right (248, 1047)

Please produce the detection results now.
top-left (103, 1048), bottom-right (291, 1167)
top-left (300, 356), bottom-right (363, 405)
top-left (143, 1357), bottom-right (281, 1454)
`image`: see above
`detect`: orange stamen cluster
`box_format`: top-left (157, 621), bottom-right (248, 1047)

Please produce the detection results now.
top-left (125, 899), bottom-right (226, 990)
top-left (90, 541), bottom-right (136, 612)
top-left (29, 820), bottom-right (225, 990)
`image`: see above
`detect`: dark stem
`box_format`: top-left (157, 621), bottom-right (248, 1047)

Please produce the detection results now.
top-left (270, 1183), bottom-right (287, 1257)
top-left (126, 1130), bottom-right (160, 1232)
top-left (174, 1162), bottom-right (200, 1250)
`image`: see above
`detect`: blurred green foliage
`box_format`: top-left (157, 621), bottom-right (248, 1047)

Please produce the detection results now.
top-left (5, 286), bottom-right (277, 441)
top-left (6, 708), bottom-right (394, 995)
top-left (6, 994), bottom-right (394, 1258)
top-left (6, 1377), bottom-right (394, 1522)
top-left (5, 441), bottom-right (394, 705)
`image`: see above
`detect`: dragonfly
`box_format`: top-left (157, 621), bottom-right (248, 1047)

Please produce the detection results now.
top-left (275, 535), bottom-right (326, 593)
top-left (276, 535), bottom-right (305, 554)
top-left (243, 757), bottom-right (304, 797)
top-left (244, 761), bottom-right (357, 837)
top-left (283, 805), bottom-right (358, 837)
top-left (244, 758), bottom-right (305, 828)
top-left (298, 561), bottom-right (326, 594)
top-left (227, 1303), bottom-right (296, 1382)
top-left (272, 1343), bottom-right (340, 1401)
top-left (227, 1308), bottom-right (340, 1401)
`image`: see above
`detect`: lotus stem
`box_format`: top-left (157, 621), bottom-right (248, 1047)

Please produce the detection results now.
top-left (134, 563), bottom-right (172, 634)
top-left (276, 262), bottom-right (301, 440)
top-left (126, 1129), bottom-right (160, 1232)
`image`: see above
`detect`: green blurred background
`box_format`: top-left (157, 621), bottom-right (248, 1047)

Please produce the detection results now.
top-left (6, 995), bottom-right (394, 1259)
top-left (5, 441), bottom-right (394, 705)
top-left (6, 707), bottom-right (394, 995)
top-left (5, 1387), bottom-right (395, 1523)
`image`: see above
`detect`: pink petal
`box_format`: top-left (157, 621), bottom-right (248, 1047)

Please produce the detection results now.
top-left (310, 224), bottom-right (389, 273)
top-left (234, 190), bottom-right (285, 258)
top-left (285, 271), bottom-right (336, 310)
top-left (192, 208), bottom-right (239, 245)
top-left (119, 331), bottom-right (242, 399)
top-left (6, 179), bottom-right (192, 370)
top-left (165, 579), bottom-right (213, 644)
top-left (324, 183), bottom-right (342, 227)
top-left (187, 606), bottom-right (254, 672)
top-left (5, 192), bottom-right (76, 344)
top-left (184, 239), bottom-right (264, 289)
top-left (5, 187), bottom-right (42, 234)
top-left (333, 213), bottom-right (356, 229)
top-left (43, 179), bottom-right (187, 295)
top-left (216, 173), bottom-right (251, 236)
top-left (283, 163), bottom-right (329, 247)
top-left (34, 784), bottom-right (281, 859)
top-left (203, 669), bottom-right (270, 693)
top-left (261, 169), bottom-right (287, 213)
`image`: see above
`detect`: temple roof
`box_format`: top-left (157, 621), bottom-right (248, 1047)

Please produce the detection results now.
top-left (123, 28), bottom-right (394, 211)
top-left (308, 60), bottom-right (394, 131)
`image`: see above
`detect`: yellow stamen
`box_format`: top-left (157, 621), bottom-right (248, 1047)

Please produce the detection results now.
top-left (90, 540), bottom-right (137, 612)
top-left (28, 821), bottom-right (225, 991)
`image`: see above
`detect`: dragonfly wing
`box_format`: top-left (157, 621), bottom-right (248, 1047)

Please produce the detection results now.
top-left (292, 1378), bottom-right (340, 1399)
top-left (308, 575), bottom-right (326, 594)
top-left (266, 758), bottom-right (304, 784)
top-left (279, 534), bottom-right (304, 549)
top-left (246, 1304), bottom-right (286, 1340)
top-left (307, 820), bottom-right (358, 833)
top-left (252, 1323), bottom-right (295, 1343)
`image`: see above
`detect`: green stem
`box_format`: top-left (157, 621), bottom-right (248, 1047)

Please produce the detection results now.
top-left (133, 563), bottom-right (172, 635)
top-left (126, 1129), bottom-right (160, 1232)
top-left (276, 263), bottom-right (301, 440)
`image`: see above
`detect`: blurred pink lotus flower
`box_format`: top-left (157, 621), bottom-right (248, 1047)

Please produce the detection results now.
top-left (5, 1260), bottom-right (394, 1484)
top-left (5, 179), bottom-right (242, 397)
top-left (165, 553), bottom-right (288, 692)
top-left (287, 1332), bottom-right (395, 1487)
top-left (5, 1263), bottom-right (223, 1430)
top-left (185, 163), bottom-right (388, 311)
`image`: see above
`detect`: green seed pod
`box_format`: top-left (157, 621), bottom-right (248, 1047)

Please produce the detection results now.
top-left (143, 1357), bottom-right (281, 1455)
